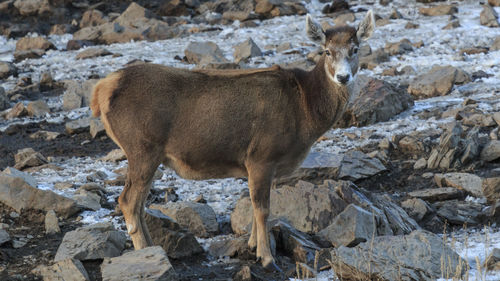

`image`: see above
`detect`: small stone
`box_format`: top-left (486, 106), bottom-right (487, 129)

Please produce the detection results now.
top-left (76, 47), bottom-right (112, 60)
top-left (408, 187), bottom-right (465, 202)
top-left (233, 265), bottom-right (252, 281)
top-left (401, 198), bottom-right (431, 221)
top-left (414, 158), bottom-right (427, 169)
top-left (419, 5), bottom-right (458, 16)
top-left (0, 229), bottom-right (10, 245)
top-left (89, 117), bottom-right (105, 138)
top-left (29, 130), bottom-right (60, 141)
top-left (34, 258), bottom-right (90, 281)
top-left (481, 140), bottom-right (500, 162)
top-left (100, 149), bottom-right (127, 162)
top-left (5, 102), bottom-right (28, 119)
top-left (184, 41), bottom-right (228, 65)
top-left (66, 118), bottom-right (90, 135)
top-left (233, 38), bottom-right (262, 64)
top-left (45, 210), bottom-right (61, 234)
top-left (27, 100), bottom-right (50, 117)
top-left (443, 19), bottom-right (460, 29)
top-left (14, 147), bottom-right (48, 170)
top-left (16, 36), bottom-right (56, 52)
top-left (481, 5), bottom-right (500, 27)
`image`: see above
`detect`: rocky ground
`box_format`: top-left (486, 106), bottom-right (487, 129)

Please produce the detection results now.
top-left (1, 0), bottom-right (500, 280)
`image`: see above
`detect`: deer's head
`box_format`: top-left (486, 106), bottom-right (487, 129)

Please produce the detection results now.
top-left (306, 11), bottom-right (375, 86)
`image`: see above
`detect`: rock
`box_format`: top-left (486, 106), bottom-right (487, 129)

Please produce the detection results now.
top-left (100, 149), bottom-right (127, 162)
top-left (89, 117), bottom-right (105, 138)
top-left (400, 198), bottom-right (432, 221)
top-left (485, 248), bottom-right (500, 271)
top-left (389, 8), bottom-right (403, 19)
top-left (0, 229), bottom-right (10, 245)
top-left (427, 123), bottom-right (465, 169)
top-left (73, 190), bottom-right (101, 211)
top-left (101, 246), bottom-right (177, 281)
top-left (0, 61), bottom-right (18, 79)
top-left (208, 236), bottom-right (249, 258)
top-left (271, 220), bottom-right (321, 264)
top-left (434, 200), bottom-right (485, 226)
top-left (419, 4), bottom-right (457, 16)
top-left (2, 167), bottom-right (37, 187)
top-left (460, 47), bottom-right (488, 55)
top-left (14, 147), bottom-right (48, 170)
top-left (492, 36), bottom-right (500, 51)
top-left (331, 230), bottom-right (466, 281)
top-left (80, 9), bottom-right (107, 28)
top-left (337, 77), bottom-right (413, 128)
top-left (231, 180), bottom-right (347, 234)
top-left (62, 79), bottom-right (98, 110)
top-left (414, 158), bottom-right (427, 169)
top-left (66, 118), bottom-right (90, 135)
top-left (359, 49), bottom-right (390, 70)
top-left (26, 100), bottom-right (50, 117)
top-left (483, 177), bottom-right (500, 203)
top-left (408, 187), bottom-right (465, 202)
top-left (35, 259), bottom-right (90, 281)
top-left (54, 223), bottom-right (126, 261)
top-left (5, 102), bottom-right (28, 119)
top-left (13, 0), bottom-right (51, 16)
top-left (45, 210), bottom-right (61, 234)
top-left (29, 130), bottom-right (60, 141)
top-left (480, 140), bottom-right (500, 162)
top-left (144, 209), bottom-right (203, 259)
top-left (13, 49), bottom-right (47, 62)
top-left (0, 173), bottom-right (80, 218)
top-left (233, 38), bottom-right (262, 64)
top-left (337, 151), bottom-right (387, 181)
top-left (233, 266), bottom-right (252, 281)
top-left (481, 5), bottom-right (500, 27)
top-left (317, 204), bottom-right (378, 247)
top-left (276, 152), bottom-right (342, 186)
top-left (434, 172), bottom-right (483, 197)
top-left (490, 0), bottom-right (500, 6)
top-left (408, 65), bottom-right (470, 98)
top-left (184, 41), bottom-right (228, 65)
top-left (75, 48), bottom-right (112, 60)
top-left (322, 0), bottom-right (349, 14)
top-left (66, 40), bottom-right (96, 51)
top-left (384, 39), bottom-right (413, 55)
top-left (150, 202), bottom-right (218, 238)
top-left (370, 193), bottom-right (420, 235)
top-left (16, 36), bottom-right (55, 52)
top-left (443, 19), bottom-right (460, 29)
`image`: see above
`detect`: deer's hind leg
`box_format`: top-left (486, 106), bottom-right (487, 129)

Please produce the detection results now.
top-left (118, 148), bottom-right (162, 249)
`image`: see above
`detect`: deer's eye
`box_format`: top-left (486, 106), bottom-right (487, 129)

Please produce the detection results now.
top-left (324, 50), bottom-right (331, 56)
top-left (349, 47), bottom-right (359, 57)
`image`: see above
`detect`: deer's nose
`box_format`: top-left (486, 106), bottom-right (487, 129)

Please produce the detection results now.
top-left (336, 74), bottom-right (350, 85)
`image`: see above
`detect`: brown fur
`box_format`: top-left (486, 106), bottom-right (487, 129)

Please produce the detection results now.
top-left (90, 21), bottom-right (369, 269)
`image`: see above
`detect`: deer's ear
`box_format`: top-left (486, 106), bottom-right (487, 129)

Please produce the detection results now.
top-left (306, 14), bottom-right (326, 45)
top-left (357, 10), bottom-right (375, 41)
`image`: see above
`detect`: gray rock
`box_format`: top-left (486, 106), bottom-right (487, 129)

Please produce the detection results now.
top-left (14, 147), bottom-right (48, 170)
top-left (89, 117), bottom-right (105, 138)
top-left (337, 151), bottom-right (387, 181)
top-left (414, 158), bottom-right (427, 169)
top-left (408, 65), bottom-right (470, 98)
top-left (0, 61), bottom-right (18, 80)
top-left (231, 180), bottom-right (347, 234)
top-left (434, 200), bottom-right (485, 226)
top-left (55, 223), bottom-right (126, 261)
top-left (34, 258), bottom-right (90, 281)
top-left (2, 167), bottom-right (37, 187)
top-left (150, 202), bottom-right (218, 238)
top-left (492, 36), bottom-right (500, 51)
top-left (208, 236), bottom-right (249, 258)
top-left (400, 198), bottom-right (432, 221)
top-left (26, 100), bottom-right (50, 117)
top-left (45, 210), bottom-right (61, 234)
top-left (359, 49), bottom-right (390, 70)
top-left (419, 4), bottom-right (458, 16)
top-left (481, 5), bottom-right (500, 27)
top-left (337, 77), bottom-right (413, 128)
top-left (0, 174), bottom-right (80, 218)
top-left (384, 39), bottom-right (413, 55)
top-left (427, 123), bottom-right (462, 169)
top-left (331, 230), bottom-right (466, 281)
top-left (480, 140), bottom-right (500, 162)
top-left (233, 38), bottom-right (262, 63)
top-left (271, 220), bottom-right (320, 264)
top-left (434, 172), bottom-right (483, 197)
top-left (275, 152), bottom-right (342, 186)
top-left (66, 118), bottom-right (90, 135)
top-left (101, 246), bottom-right (177, 281)
top-left (184, 41), bottom-right (228, 65)
top-left (73, 190), bottom-right (101, 211)
top-left (0, 229), bottom-right (10, 245)
top-left (483, 177), bottom-right (500, 204)
top-left (62, 79), bottom-right (98, 111)
top-left (317, 204), bottom-right (377, 247)
top-left (484, 248), bottom-right (500, 271)
top-left (408, 187), bottom-right (465, 202)
top-left (144, 209), bottom-right (203, 259)
top-left (370, 193), bottom-right (420, 235)
top-left (76, 48), bottom-right (112, 60)
top-left (0, 87), bottom-right (8, 111)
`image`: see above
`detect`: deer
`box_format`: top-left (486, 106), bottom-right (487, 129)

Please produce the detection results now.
top-left (90, 11), bottom-right (374, 270)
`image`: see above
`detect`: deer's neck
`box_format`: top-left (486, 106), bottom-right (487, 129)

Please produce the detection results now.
top-left (298, 56), bottom-right (350, 136)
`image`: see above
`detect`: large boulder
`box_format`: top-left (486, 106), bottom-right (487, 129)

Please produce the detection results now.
top-left (331, 230), bottom-right (467, 281)
top-left (54, 223), bottom-right (127, 262)
top-left (231, 180), bottom-right (348, 234)
top-left (144, 209), bottom-right (203, 259)
top-left (338, 76), bottom-right (414, 127)
top-left (101, 246), bottom-right (177, 281)
top-left (408, 65), bottom-right (470, 98)
top-left (0, 173), bottom-right (79, 218)
top-left (150, 202), bottom-right (218, 238)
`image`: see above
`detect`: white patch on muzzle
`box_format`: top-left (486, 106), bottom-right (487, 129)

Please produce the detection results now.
top-left (325, 48), bottom-right (353, 86)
